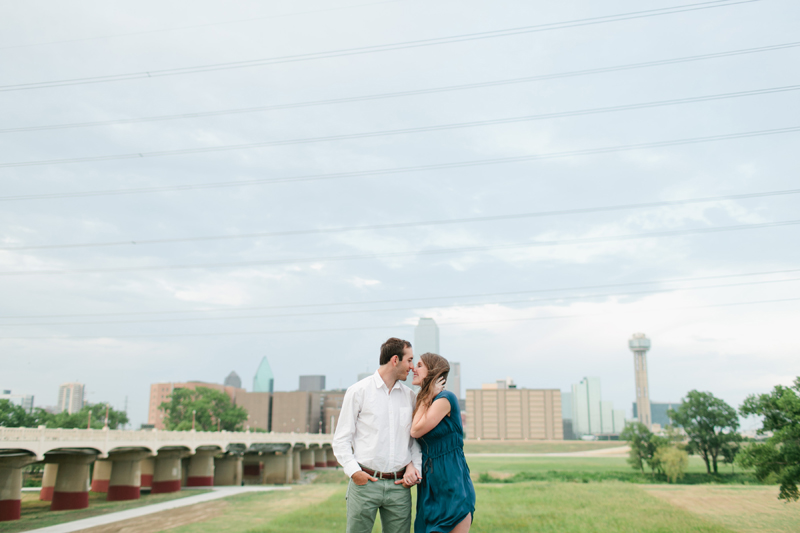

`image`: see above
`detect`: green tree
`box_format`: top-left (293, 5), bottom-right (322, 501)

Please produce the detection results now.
top-left (159, 387), bottom-right (247, 431)
top-left (621, 422), bottom-right (655, 474)
top-left (0, 399), bottom-right (36, 427)
top-left (44, 404), bottom-right (129, 429)
top-left (738, 377), bottom-right (800, 502)
top-left (668, 390), bottom-right (740, 474)
top-left (654, 446), bottom-right (689, 483)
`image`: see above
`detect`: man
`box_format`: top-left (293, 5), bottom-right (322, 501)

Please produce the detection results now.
top-left (333, 337), bottom-right (422, 533)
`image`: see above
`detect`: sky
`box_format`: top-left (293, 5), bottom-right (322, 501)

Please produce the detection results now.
top-left (1, 0), bottom-right (798, 430)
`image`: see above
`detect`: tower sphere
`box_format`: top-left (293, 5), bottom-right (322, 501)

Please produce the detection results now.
top-left (629, 332), bottom-right (651, 352)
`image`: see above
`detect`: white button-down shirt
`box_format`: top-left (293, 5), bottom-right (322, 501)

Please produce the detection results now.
top-left (332, 370), bottom-right (422, 478)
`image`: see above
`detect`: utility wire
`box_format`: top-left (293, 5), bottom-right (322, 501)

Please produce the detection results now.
top-left (3, 188), bottom-right (799, 251)
top-left (3, 277), bottom-right (798, 327)
top-left (2, 295), bottom-right (797, 340)
top-left (1, 267), bottom-right (798, 319)
top-left (1, 219), bottom-right (798, 276)
top-left (4, 123), bottom-right (800, 202)
top-left (0, 1), bottom-right (405, 51)
top-left (0, 0), bottom-right (758, 92)
top-left (2, 121), bottom-right (799, 169)
top-left (4, 78), bottom-right (797, 135)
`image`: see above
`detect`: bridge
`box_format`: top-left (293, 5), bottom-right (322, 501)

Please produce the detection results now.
top-left (0, 427), bottom-right (336, 522)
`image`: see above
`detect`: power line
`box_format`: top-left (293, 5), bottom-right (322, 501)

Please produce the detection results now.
top-left (0, 1), bottom-right (405, 51)
top-left (2, 295), bottom-right (797, 340)
top-left (3, 277), bottom-right (798, 327)
top-left (4, 123), bottom-right (800, 202)
top-left (3, 188), bottom-right (799, 251)
top-left (3, 121), bottom-right (800, 169)
top-left (1, 219), bottom-right (798, 276)
top-left (0, 1), bottom-right (758, 92)
top-left (2, 267), bottom-right (798, 319)
top-left (4, 77), bottom-right (796, 135)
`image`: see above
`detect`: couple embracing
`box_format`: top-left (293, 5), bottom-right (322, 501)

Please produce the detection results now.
top-left (332, 337), bottom-right (475, 533)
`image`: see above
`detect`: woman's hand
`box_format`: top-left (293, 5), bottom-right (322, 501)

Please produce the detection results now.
top-left (433, 376), bottom-right (446, 396)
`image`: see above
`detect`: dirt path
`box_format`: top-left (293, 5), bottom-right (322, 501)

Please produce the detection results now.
top-left (80, 499), bottom-right (230, 533)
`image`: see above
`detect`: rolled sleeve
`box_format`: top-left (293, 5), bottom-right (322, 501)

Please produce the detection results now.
top-left (332, 386), bottom-right (362, 478)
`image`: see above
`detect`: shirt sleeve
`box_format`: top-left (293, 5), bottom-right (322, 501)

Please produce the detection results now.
top-left (332, 385), bottom-right (362, 478)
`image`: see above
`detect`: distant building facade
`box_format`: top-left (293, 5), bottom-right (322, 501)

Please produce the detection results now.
top-left (402, 317), bottom-right (440, 390)
top-left (448, 362), bottom-right (462, 400)
top-left (253, 357), bottom-right (274, 393)
top-left (57, 383), bottom-right (84, 414)
top-left (633, 401), bottom-right (681, 429)
top-left (237, 392), bottom-right (272, 431)
top-left (224, 371), bottom-right (242, 389)
top-left (467, 388), bottom-right (563, 440)
top-left (1, 390), bottom-right (34, 413)
top-left (299, 375), bottom-right (326, 391)
top-left (147, 381), bottom-right (246, 429)
top-left (571, 377), bottom-right (625, 436)
top-left (356, 372), bottom-right (372, 382)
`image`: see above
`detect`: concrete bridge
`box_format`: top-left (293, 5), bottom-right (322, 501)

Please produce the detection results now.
top-left (0, 427), bottom-right (337, 522)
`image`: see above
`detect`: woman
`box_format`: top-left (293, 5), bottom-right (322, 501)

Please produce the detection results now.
top-left (410, 352), bottom-right (475, 533)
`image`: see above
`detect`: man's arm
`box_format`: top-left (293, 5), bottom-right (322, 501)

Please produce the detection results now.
top-left (331, 386), bottom-right (363, 479)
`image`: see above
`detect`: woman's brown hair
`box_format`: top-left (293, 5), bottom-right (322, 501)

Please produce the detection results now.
top-left (413, 352), bottom-right (450, 415)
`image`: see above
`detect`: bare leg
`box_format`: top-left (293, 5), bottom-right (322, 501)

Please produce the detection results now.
top-left (449, 513), bottom-right (472, 533)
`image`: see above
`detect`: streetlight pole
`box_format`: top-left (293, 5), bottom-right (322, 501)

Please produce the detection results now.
top-left (192, 409), bottom-right (196, 431)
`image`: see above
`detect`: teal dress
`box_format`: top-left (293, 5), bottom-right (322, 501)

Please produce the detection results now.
top-left (414, 390), bottom-right (475, 533)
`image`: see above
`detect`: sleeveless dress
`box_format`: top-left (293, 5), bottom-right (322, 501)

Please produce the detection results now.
top-left (414, 390), bottom-right (476, 533)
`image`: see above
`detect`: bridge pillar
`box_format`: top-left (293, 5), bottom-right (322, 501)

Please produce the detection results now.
top-left (242, 456), bottom-right (263, 485)
top-left (0, 456), bottom-right (35, 522)
top-left (140, 457), bottom-right (154, 488)
top-left (262, 452), bottom-right (291, 484)
top-left (90, 459), bottom-right (111, 493)
top-left (50, 454), bottom-right (96, 511)
top-left (213, 455), bottom-right (242, 486)
top-left (300, 449), bottom-right (315, 470)
top-left (292, 450), bottom-right (301, 481)
top-left (186, 450), bottom-right (216, 487)
top-left (107, 452), bottom-right (149, 501)
top-left (39, 463), bottom-right (57, 501)
top-left (152, 451), bottom-right (184, 494)
top-left (315, 448), bottom-right (327, 468)
top-left (325, 446), bottom-right (337, 467)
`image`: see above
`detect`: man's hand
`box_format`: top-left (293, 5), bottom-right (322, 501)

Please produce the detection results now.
top-left (396, 464), bottom-right (421, 488)
top-left (351, 470), bottom-right (378, 486)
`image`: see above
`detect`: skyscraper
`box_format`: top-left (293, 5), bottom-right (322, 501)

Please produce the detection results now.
top-left (299, 375), bottom-right (326, 391)
top-left (57, 383), bottom-right (84, 414)
top-left (224, 371), bottom-right (242, 389)
top-left (402, 317), bottom-right (440, 390)
top-left (253, 357), bottom-right (274, 393)
top-left (629, 333), bottom-right (652, 428)
top-left (447, 362), bottom-right (461, 399)
top-left (571, 377), bottom-right (601, 435)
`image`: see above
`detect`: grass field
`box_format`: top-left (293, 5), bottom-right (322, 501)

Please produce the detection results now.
top-left (0, 490), bottom-right (210, 533)
top-left (463, 440), bottom-right (625, 454)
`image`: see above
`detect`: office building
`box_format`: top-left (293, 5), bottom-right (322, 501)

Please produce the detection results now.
top-left (448, 362), bottom-right (462, 399)
top-left (466, 388), bottom-right (563, 440)
top-left (0, 390), bottom-right (34, 413)
top-left (482, 377), bottom-right (515, 390)
top-left (570, 377), bottom-right (626, 436)
top-left (237, 392), bottom-right (272, 431)
top-left (299, 375), bottom-right (326, 391)
top-left (629, 333), bottom-right (652, 428)
top-left (402, 317), bottom-right (440, 390)
top-left (561, 392), bottom-right (575, 439)
top-left (57, 383), bottom-right (85, 414)
top-left (253, 356), bottom-right (274, 393)
top-left (224, 371), bottom-right (242, 389)
top-left (322, 391), bottom-right (346, 434)
top-left (633, 401), bottom-right (681, 429)
top-left (147, 381), bottom-right (245, 429)
top-left (271, 391), bottom-right (316, 433)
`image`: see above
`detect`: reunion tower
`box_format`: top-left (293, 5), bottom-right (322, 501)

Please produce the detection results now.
top-left (629, 333), bottom-right (652, 428)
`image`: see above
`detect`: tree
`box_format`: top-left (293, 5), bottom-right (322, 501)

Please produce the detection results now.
top-left (0, 400), bottom-right (36, 427)
top-left (738, 377), bottom-right (800, 502)
top-left (654, 446), bottom-right (689, 483)
top-left (159, 387), bottom-right (248, 431)
top-left (44, 404), bottom-right (129, 429)
top-left (621, 422), bottom-right (652, 473)
top-left (668, 390), bottom-right (740, 474)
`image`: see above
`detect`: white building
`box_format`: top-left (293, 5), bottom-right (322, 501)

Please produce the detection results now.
top-left (571, 377), bottom-right (625, 437)
top-left (57, 382), bottom-right (85, 414)
top-left (0, 390), bottom-right (34, 413)
top-left (448, 362), bottom-right (462, 400)
top-left (402, 318), bottom-right (440, 390)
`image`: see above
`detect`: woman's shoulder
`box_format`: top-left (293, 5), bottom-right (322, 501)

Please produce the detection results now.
top-left (435, 390), bottom-right (458, 403)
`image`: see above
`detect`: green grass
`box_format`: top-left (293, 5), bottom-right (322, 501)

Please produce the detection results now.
top-left (0, 490), bottom-right (210, 533)
top-left (464, 440), bottom-right (625, 454)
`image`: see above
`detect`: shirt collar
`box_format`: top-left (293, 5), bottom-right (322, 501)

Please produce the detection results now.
top-left (372, 370), bottom-right (402, 392)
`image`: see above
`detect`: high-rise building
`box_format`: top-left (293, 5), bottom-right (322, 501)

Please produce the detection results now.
top-left (571, 377), bottom-right (626, 436)
top-left (401, 318), bottom-right (440, 390)
top-left (253, 356), bottom-right (274, 393)
top-left (629, 333), bottom-right (652, 428)
top-left (448, 362), bottom-right (462, 399)
top-left (299, 375), bottom-right (326, 391)
top-left (467, 387), bottom-right (563, 440)
top-left (0, 390), bottom-right (34, 413)
top-left (633, 401), bottom-right (680, 429)
top-left (57, 383), bottom-right (84, 414)
top-left (237, 392), bottom-right (272, 431)
top-left (224, 371), bottom-right (242, 389)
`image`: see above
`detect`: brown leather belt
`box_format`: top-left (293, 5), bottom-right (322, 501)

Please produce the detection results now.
top-left (359, 464), bottom-right (406, 480)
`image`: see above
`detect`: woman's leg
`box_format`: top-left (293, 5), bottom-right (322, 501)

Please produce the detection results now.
top-left (448, 513), bottom-right (472, 533)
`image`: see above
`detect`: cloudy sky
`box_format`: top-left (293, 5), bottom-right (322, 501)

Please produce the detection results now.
top-left (2, 0), bottom-right (798, 428)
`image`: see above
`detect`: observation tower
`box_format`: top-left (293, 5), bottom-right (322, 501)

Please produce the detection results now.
top-left (629, 333), bottom-right (652, 428)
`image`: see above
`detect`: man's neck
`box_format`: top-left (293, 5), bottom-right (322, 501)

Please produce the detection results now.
top-left (377, 365), bottom-right (398, 391)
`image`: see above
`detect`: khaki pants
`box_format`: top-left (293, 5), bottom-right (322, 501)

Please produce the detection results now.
top-left (346, 478), bottom-right (411, 533)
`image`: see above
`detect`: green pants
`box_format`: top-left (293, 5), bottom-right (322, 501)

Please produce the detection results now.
top-left (346, 478), bottom-right (411, 533)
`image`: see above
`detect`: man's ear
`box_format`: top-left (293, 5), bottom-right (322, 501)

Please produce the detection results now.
top-left (390, 354), bottom-right (399, 366)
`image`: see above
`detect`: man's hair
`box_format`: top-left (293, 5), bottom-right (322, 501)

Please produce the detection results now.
top-left (380, 337), bottom-right (412, 365)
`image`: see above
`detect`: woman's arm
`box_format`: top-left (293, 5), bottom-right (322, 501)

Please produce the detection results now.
top-left (410, 397), bottom-right (451, 438)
